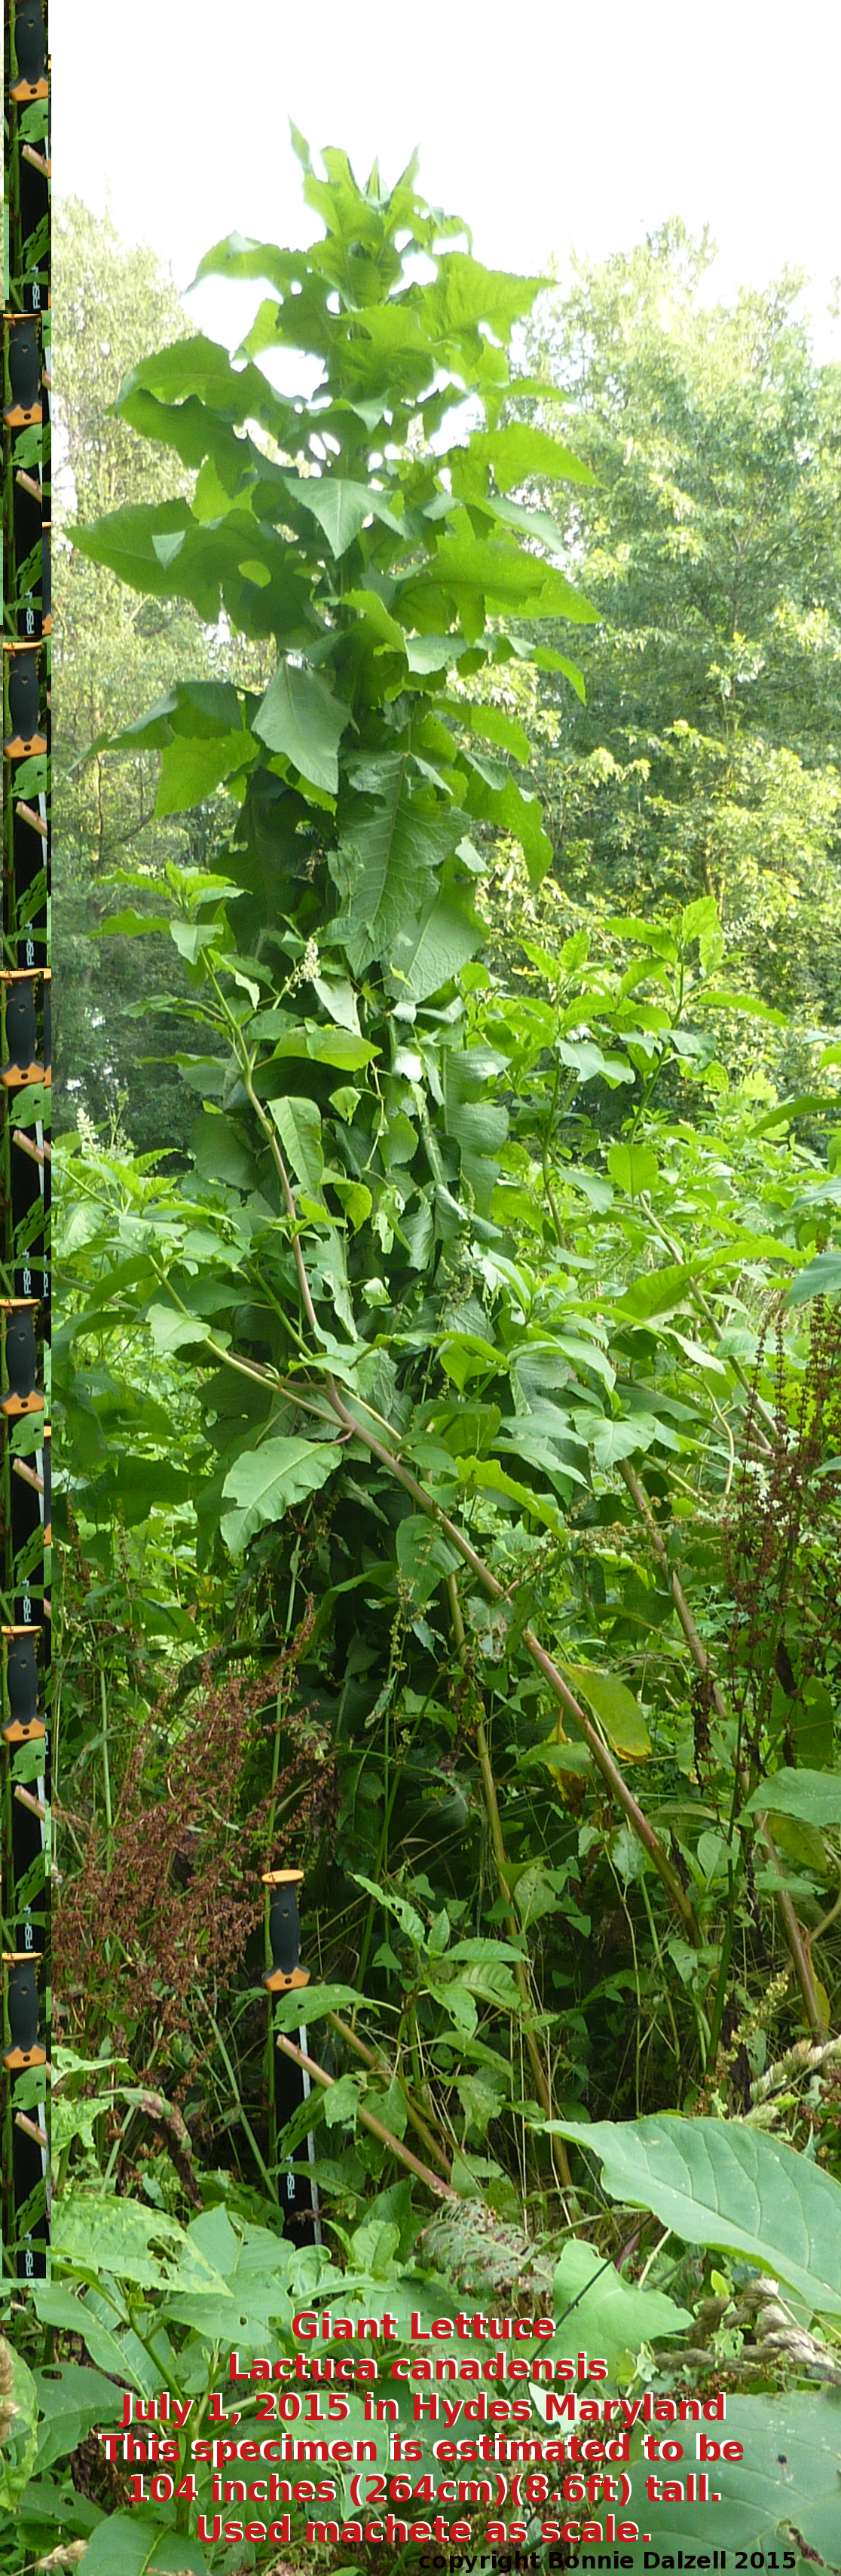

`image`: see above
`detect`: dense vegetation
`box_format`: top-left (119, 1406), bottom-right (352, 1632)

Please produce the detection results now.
top-left (6, 142), bottom-right (841, 2576)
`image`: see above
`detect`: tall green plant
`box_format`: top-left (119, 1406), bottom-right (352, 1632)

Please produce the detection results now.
top-left (64, 139), bottom-right (841, 2190)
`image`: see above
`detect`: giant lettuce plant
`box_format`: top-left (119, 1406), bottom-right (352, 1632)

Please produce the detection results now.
top-left (63, 136), bottom-right (841, 2164)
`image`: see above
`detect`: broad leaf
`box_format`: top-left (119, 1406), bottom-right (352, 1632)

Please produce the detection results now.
top-left (52, 2194), bottom-right (230, 2297)
top-left (562, 1662), bottom-right (651, 1757)
top-left (546, 2115), bottom-right (841, 2315)
top-left (146, 1304), bottom-right (212, 1356)
top-left (387, 885), bottom-right (485, 1002)
top-left (589, 1414), bottom-right (660, 1466)
top-left (221, 1436), bottom-right (341, 1552)
top-left (787, 1249), bottom-right (841, 1307)
top-left (742, 1766), bottom-right (841, 1827)
top-left (546, 2239), bottom-right (690, 2375)
top-left (33, 2364), bottom-right (125, 2472)
top-left (331, 755), bottom-right (462, 975)
top-left (77, 2517), bottom-right (209, 2576)
top-left (31, 2287), bottom-right (154, 2389)
top-left (619, 2392), bottom-right (841, 2571)
top-left (268, 1094), bottom-right (324, 1197)
top-left (459, 422), bottom-right (595, 490)
top-left (272, 1981), bottom-right (364, 2029)
top-left (155, 728), bottom-right (252, 816)
top-left (254, 661), bottom-right (350, 795)
top-left (457, 1454), bottom-right (564, 1534)
top-left (285, 472), bottom-right (402, 557)
top-left (613, 1262), bottom-right (698, 1322)
top-left (607, 1139), bottom-right (660, 1196)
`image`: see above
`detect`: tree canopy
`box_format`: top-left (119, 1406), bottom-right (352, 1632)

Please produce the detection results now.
top-left (518, 223), bottom-right (841, 1020)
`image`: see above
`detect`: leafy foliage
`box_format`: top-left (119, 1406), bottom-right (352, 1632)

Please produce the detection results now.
top-left (547, 2114), bottom-right (841, 2315)
top-left (517, 222), bottom-right (841, 1024)
top-left (42, 138), bottom-right (841, 2576)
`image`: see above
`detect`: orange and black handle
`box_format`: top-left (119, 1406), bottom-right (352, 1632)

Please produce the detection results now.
top-left (2, 1954), bottom-right (47, 2069)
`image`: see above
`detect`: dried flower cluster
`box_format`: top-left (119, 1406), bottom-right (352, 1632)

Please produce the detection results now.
top-left (54, 1606), bottom-right (330, 2092)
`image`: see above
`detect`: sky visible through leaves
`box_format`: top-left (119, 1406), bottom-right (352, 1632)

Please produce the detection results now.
top-left (53, 0), bottom-right (841, 361)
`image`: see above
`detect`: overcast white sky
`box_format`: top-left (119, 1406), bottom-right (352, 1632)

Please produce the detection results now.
top-left (54, 0), bottom-right (840, 360)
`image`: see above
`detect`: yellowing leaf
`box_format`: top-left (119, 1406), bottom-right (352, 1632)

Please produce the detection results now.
top-left (562, 1661), bottom-right (651, 1758)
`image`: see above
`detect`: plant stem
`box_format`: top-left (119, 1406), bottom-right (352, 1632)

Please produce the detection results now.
top-left (99, 1665), bottom-right (113, 1857)
top-left (203, 2001), bottom-right (277, 2200)
top-left (638, 1872), bottom-right (683, 2075)
top-left (326, 2010), bottom-right (453, 2178)
top-left (225, 1067), bottom-right (702, 1944)
top-left (276, 2031), bottom-right (457, 2201)
top-left (322, 1375), bottom-right (700, 1940)
top-left (448, 1576), bottom-right (573, 2199)
top-left (640, 1201), bottom-right (776, 1444)
top-left (619, 1457), bottom-right (826, 2042)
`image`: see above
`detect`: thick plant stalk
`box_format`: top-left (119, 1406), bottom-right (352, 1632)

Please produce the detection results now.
top-left (619, 1458), bottom-right (826, 2041)
top-left (327, 2011), bottom-right (453, 2180)
top-left (324, 1376), bottom-right (701, 1943)
top-left (447, 1576), bottom-right (573, 2199)
top-left (231, 1079), bottom-right (701, 1946)
top-left (15, 2112), bottom-right (47, 2151)
top-left (276, 2031), bottom-right (457, 2202)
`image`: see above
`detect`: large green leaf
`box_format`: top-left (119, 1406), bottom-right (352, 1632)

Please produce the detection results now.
top-left (546, 2115), bottom-right (841, 2315)
top-left (254, 1016), bottom-right (377, 1071)
top-left (268, 1093), bottom-right (324, 1197)
top-left (253, 659), bottom-right (350, 794)
top-left (52, 2194), bottom-right (230, 2297)
top-left (742, 1766), bottom-right (841, 1827)
top-left (613, 1262), bottom-right (699, 1322)
top-left (155, 728), bottom-right (252, 816)
top-left (221, 1436), bottom-right (341, 1552)
top-left (547, 2239), bottom-right (690, 2376)
top-left (459, 422), bottom-right (595, 490)
top-left (33, 2364), bottom-right (124, 2472)
top-left (31, 2286), bottom-right (154, 2389)
top-left (387, 885), bottom-right (484, 1001)
top-left (272, 1980), bottom-right (364, 2029)
top-left (455, 700), bottom-right (532, 764)
top-left (589, 1414), bottom-right (660, 1467)
top-left (73, 501), bottom-right (311, 636)
top-left (619, 2393), bottom-right (841, 2572)
top-left (72, 497), bottom-right (192, 593)
top-left (457, 1454), bottom-right (564, 1534)
top-left (146, 1304), bottom-right (212, 1357)
top-left (331, 755), bottom-right (463, 974)
top-left (460, 755), bottom-right (553, 887)
top-left (787, 1248), bottom-right (841, 1306)
top-left (284, 472), bottom-right (402, 557)
top-left (607, 1139), bottom-right (660, 1196)
top-left (164, 2203), bottom-right (341, 2339)
top-left (118, 329), bottom-right (292, 433)
top-left (405, 526), bottom-right (598, 626)
top-left (78, 2516), bottom-right (209, 2576)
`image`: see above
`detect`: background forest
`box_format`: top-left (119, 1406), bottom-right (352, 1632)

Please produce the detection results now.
top-left (6, 149), bottom-right (841, 2576)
